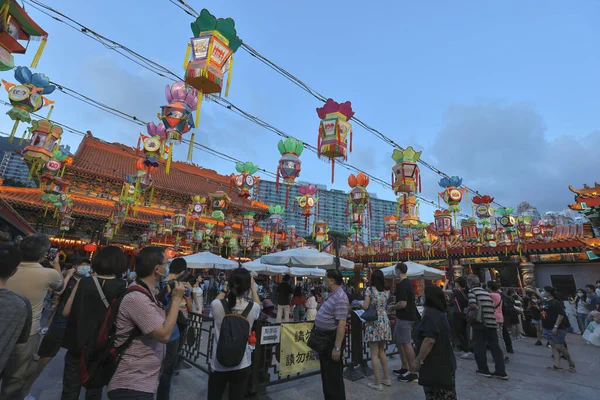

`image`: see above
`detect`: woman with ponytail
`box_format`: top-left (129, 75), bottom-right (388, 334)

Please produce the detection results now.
top-left (208, 268), bottom-right (260, 400)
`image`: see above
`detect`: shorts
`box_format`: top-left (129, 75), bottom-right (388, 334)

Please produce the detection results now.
top-left (542, 328), bottom-right (566, 345)
top-left (531, 319), bottom-right (540, 325)
top-left (394, 319), bottom-right (414, 344)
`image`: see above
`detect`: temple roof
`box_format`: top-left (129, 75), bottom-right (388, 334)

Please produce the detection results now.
top-left (68, 133), bottom-right (268, 213)
top-left (0, 187), bottom-right (265, 233)
top-left (569, 183), bottom-right (600, 198)
top-left (0, 197), bottom-right (35, 235)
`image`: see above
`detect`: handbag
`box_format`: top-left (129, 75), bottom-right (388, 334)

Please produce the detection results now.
top-left (361, 288), bottom-right (378, 322)
top-left (307, 327), bottom-right (333, 353)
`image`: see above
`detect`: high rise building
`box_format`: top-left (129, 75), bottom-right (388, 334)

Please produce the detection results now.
top-left (0, 151), bottom-right (35, 187)
top-left (255, 180), bottom-right (398, 240)
top-left (516, 201), bottom-right (542, 222)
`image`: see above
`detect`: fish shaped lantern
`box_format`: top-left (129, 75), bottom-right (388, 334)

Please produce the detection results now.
top-left (438, 176), bottom-right (466, 216)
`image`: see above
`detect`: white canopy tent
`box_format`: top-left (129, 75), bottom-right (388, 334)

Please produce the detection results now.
top-left (380, 261), bottom-right (445, 280)
top-left (289, 267), bottom-right (327, 278)
top-left (179, 251), bottom-right (239, 270)
top-left (260, 247), bottom-right (354, 270)
top-left (242, 259), bottom-right (290, 276)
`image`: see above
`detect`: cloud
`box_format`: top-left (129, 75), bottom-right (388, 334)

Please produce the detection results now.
top-left (428, 101), bottom-right (600, 213)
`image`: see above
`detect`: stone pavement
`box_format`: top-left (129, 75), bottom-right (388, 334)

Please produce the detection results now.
top-left (30, 333), bottom-right (600, 399)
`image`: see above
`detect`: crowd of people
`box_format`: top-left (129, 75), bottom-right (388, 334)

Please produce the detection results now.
top-left (2, 234), bottom-right (599, 400)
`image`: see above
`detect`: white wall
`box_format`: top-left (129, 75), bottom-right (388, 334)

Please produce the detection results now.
top-left (535, 263), bottom-right (600, 290)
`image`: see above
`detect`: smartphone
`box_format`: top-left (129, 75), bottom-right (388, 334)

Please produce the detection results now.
top-left (46, 247), bottom-right (58, 262)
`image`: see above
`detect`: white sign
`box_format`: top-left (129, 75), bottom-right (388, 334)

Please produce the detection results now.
top-left (261, 325), bottom-right (281, 345)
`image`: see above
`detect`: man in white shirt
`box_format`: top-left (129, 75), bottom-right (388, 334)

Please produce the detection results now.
top-left (2, 234), bottom-right (63, 399)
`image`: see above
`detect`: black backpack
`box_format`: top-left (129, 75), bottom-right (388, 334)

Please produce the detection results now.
top-left (216, 299), bottom-right (254, 368)
top-left (79, 284), bottom-right (151, 388)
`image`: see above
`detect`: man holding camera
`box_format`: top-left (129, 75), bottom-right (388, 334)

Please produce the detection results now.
top-left (157, 257), bottom-right (192, 400)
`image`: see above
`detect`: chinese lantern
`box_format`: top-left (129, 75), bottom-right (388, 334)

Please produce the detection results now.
top-left (260, 234), bottom-right (272, 252)
top-left (347, 172), bottom-right (370, 233)
top-left (0, 0), bottom-right (49, 70)
top-left (184, 9), bottom-right (240, 124)
top-left (460, 218), bottom-right (478, 243)
top-left (231, 161), bottom-right (260, 208)
top-left (83, 242), bottom-right (98, 253)
top-left (209, 191), bottom-right (231, 221)
top-left (2, 66), bottom-right (55, 143)
top-left (158, 82), bottom-right (199, 171)
top-left (296, 184), bottom-right (319, 229)
top-left (162, 215), bottom-right (173, 237)
top-left (285, 225), bottom-right (297, 247)
top-left (276, 137), bottom-right (303, 206)
top-left (21, 119), bottom-right (62, 176)
top-left (173, 208), bottom-right (187, 236)
top-left (312, 220), bottom-right (329, 247)
top-left (193, 229), bottom-right (204, 244)
top-left (397, 195), bottom-right (419, 228)
top-left (472, 194), bottom-right (494, 226)
top-left (104, 222), bottom-right (115, 239)
top-left (148, 222), bottom-right (158, 239)
top-left (268, 205), bottom-right (284, 234)
top-left (59, 214), bottom-right (75, 232)
top-left (188, 195), bottom-right (206, 231)
top-left (517, 216), bottom-right (533, 241)
top-left (392, 146), bottom-right (422, 195)
top-left (316, 99), bottom-right (354, 182)
top-left (438, 176), bottom-right (467, 222)
top-left (496, 207), bottom-right (516, 230)
top-left (434, 209), bottom-right (453, 237)
top-left (384, 215), bottom-right (399, 243)
top-left (403, 235), bottom-right (414, 253)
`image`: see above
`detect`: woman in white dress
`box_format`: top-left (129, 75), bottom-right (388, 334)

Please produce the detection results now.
top-left (305, 289), bottom-right (318, 321)
top-left (192, 275), bottom-right (204, 314)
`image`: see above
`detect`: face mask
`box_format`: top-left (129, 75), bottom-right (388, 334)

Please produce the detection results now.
top-left (577, 293), bottom-right (583, 297)
top-left (157, 266), bottom-right (168, 279)
top-left (77, 265), bottom-right (91, 276)
top-left (128, 271), bottom-right (136, 279)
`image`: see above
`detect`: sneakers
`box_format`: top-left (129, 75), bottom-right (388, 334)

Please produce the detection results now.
top-left (491, 372), bottom-right (509, 380)
top-left (392, 368), bottom-right (407, 376)
top-left (397, 372), bottom-right (418, 383)
top-left (476, 370), bottom-right (492, 378)
top-left (381, 378), bottom-right (392, 386)
top-left (460, 351), bottom-right (474, 359)
top-left (504, 356), bottom-right (510, 364)
top-left (367, 383), bottom-right (383, 392)
top-left (535, 340), bottom-right (542, 346)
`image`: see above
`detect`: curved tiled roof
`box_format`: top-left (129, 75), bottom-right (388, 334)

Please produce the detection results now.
top-left (69, 133), bottom-right (268, 212)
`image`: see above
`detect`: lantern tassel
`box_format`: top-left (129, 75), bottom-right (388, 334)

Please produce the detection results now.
top-left (349, 128), bottom-right (353, 153)
top-left (166, 147), bottom-right (172, 174)
top-left (46, 105), bottom-right (54, 121)
top-left (183, 43), bottom-right (191, 70)
top-left (285, 188), bottom-right (289, 208)
top-left (30, 37), bottom-right (47, 69)
top-left (187, 132), bottom-right (194, 161)
top-left (331, 159), bottom-right (335, 183)
top-left (8, 120), bottom-right (19, 143)
top-left (225, 55), bottom-right (233, 97)
top-left (18, 129), bottom-right (27, 146)
top-left (195, 91), bottom-right (203, 128)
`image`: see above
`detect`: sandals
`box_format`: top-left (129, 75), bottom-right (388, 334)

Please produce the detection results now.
top-left (568, 362), bottom-right (577, 373)
top-left (548, 365), bottom-right (564, 372)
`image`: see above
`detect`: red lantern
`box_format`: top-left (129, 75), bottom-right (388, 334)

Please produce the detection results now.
top-left (316, 99), bottom-right (354, 182)
top-left (84, 242), bottom-right (98, 253)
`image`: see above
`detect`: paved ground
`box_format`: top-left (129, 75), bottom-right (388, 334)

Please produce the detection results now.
top-left (31, 333), bottom-right (600, 399)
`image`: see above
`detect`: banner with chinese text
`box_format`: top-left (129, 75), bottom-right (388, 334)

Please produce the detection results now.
top-left (279, 322), bottom-right (319, 376)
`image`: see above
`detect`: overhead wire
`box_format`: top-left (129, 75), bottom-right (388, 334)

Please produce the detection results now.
top-left (165, 0), bottom-right (504, 209)
top-left (15, 0), bottom-right (468, 217)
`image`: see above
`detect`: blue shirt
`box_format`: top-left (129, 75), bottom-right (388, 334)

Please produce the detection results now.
top-left (160, 280), bottom-right (180, 342)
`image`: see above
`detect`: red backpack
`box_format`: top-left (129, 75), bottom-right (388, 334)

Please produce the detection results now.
top-left (78, 283), bottom-right (152, 388)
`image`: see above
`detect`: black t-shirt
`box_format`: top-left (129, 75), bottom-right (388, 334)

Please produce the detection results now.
top-left (63, 277), bottom-right (126, 355)
top-left (541, 298), bottom-right (569, 330)
top-left (277, 282), bottom-right (293, 306)
top-left (395, 278), bottom-right (416, 321)
top-left (416, 308), bottom-right (456, 371)
top-left (529, 300), bottom-right (541, 320)
top-left (452, 288), bottom-right (469, 313)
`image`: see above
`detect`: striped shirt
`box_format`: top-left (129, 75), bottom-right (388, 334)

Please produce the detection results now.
top-left (468, 287), bottom-right (497, 328)
top-left (315, 286), bottom-right (349, 331)
top-left (108, 284), bottom-right (166, 394)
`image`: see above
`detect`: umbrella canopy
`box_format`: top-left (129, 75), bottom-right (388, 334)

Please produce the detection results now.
top-left (242, 259), bottom-right (290, 276)
top-left (180, 251), bottom-right (239, 270)
top-left (289, 267), bottom-right (327, 277)
top-left (380, 261), bottom-right (445, 280)
top-left (260, 247), bottom-right (354, 270)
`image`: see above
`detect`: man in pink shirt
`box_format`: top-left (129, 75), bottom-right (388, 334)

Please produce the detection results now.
top-left (488, 281), bottom-right (509, 363)
top-left (107, 247), bottom-right (184, 399)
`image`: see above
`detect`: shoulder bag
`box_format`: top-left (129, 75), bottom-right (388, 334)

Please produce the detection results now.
top-left (361, 288), bottom-right (378, 322)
